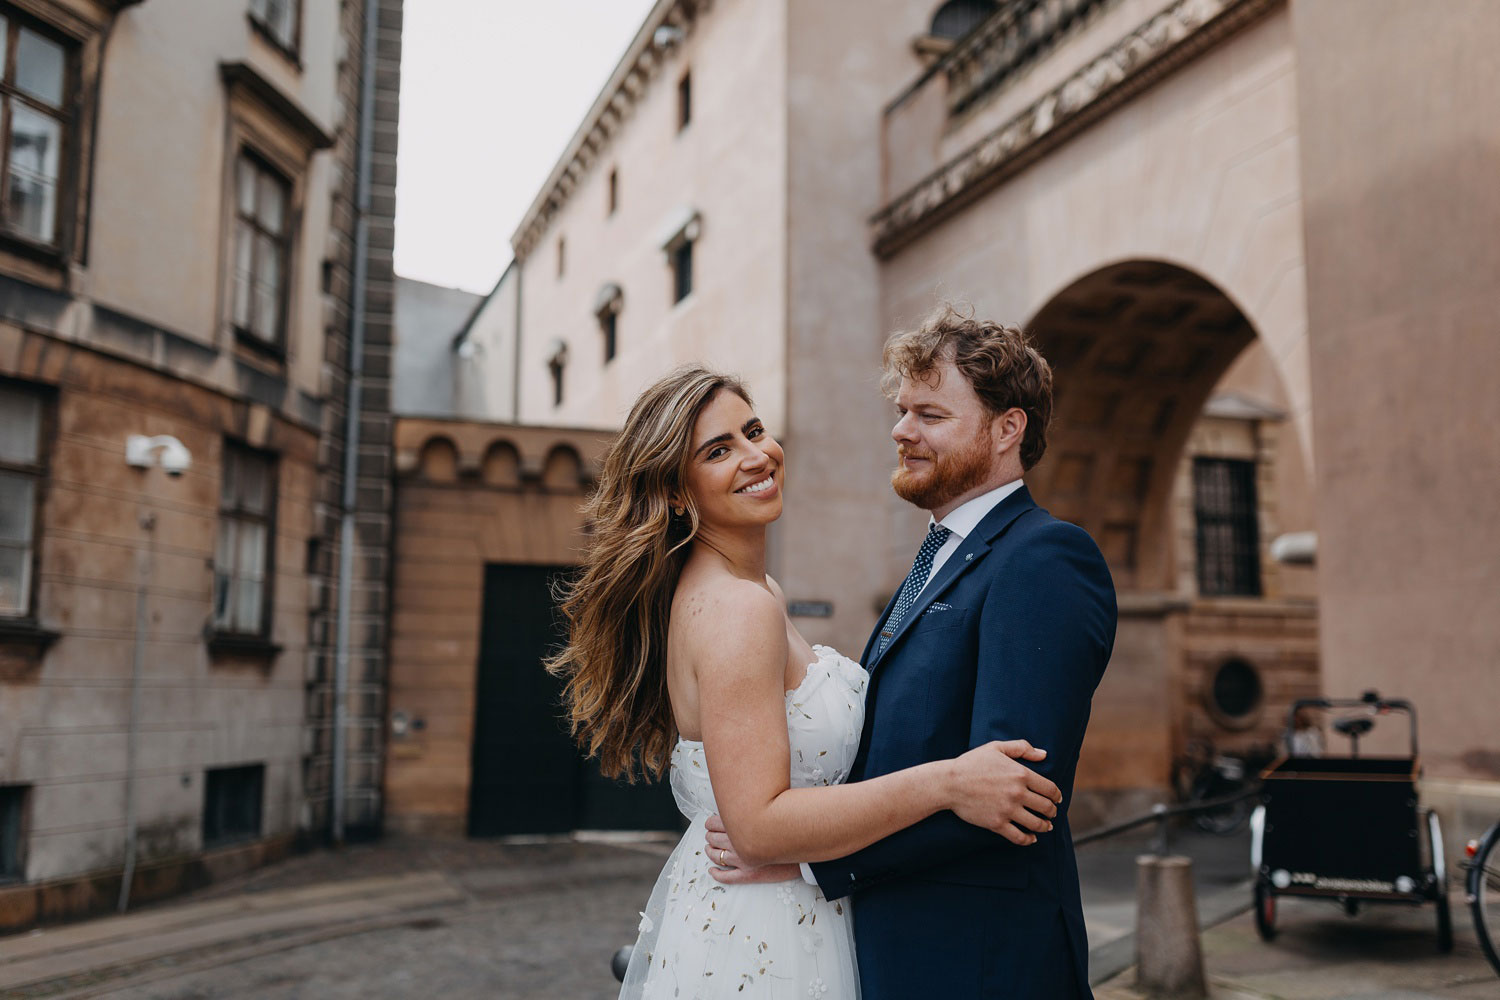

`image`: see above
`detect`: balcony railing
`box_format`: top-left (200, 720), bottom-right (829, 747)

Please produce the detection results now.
top-left (945, 0), bottom-right (1115, 116)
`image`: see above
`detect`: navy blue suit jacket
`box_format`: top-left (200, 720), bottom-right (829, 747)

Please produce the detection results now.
top-left (809, 486), bottom-right (1116, 999)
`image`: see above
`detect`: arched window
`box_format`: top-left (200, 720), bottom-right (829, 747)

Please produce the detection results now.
top-left (594, 283), bottom-right (623, 363)
top-left (929, 0), bottom-right (997, 40)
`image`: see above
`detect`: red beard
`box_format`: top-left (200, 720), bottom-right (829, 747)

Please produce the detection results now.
top-left (891, 425), bottom-right (993, 511)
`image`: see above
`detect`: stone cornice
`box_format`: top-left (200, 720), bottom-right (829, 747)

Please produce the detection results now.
top-left (510, 0), bottom-right (713, 262)
top-left (872, 0), bottom-right (1282, 259)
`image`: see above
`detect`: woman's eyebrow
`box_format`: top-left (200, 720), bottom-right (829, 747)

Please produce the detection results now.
top-left (693, 418), bottom-right (760, 458)
top-left (693, 432), bottom-right (732, 457)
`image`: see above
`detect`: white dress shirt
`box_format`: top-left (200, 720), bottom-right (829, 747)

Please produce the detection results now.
top-left (922, 478), bottom-right (1025, 590)
top-left (797, 478), bottom-right (1025, 885)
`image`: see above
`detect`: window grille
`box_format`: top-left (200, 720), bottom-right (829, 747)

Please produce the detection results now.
top-left (1193, 457), bottom-right (1261, 597)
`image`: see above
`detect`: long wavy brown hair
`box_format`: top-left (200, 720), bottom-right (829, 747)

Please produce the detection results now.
top-left (546, 365), bottom-right (752, 781)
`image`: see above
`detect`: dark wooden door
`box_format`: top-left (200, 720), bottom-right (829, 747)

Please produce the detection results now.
top-left (468, 563), bottom-right (679, 837)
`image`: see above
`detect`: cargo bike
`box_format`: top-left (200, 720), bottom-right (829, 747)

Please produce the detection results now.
top-left (1249, 692), bottom-right (1452, 952)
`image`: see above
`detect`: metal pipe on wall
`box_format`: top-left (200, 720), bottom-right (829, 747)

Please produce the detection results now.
top-left (118, 509), bottom-right (155, 912)
top-left (332, 0), bottom-right (382, 843)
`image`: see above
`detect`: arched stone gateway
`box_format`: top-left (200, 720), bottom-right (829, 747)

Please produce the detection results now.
top-left (1017, 260), bottom-right (1319, 820)
top-left (1026, 260), bottom-right (1256, 593)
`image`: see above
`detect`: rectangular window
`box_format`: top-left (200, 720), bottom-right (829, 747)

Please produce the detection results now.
top-left (248, 0), bottom-right (299, 55)
top-left (0, 784), bottom-right (25, 880)
top-left (214, 444), bottom-right (276, 636)
top-left (549, 358), bottom-right (564, 407)
top-left (1193, 457), bottom-right (1261, 597)
top-left (607, 168), bottom-right (618, 216)
top-left (677, 71), bottom-right (691, 130)
top-left (203, 764), bottom-right (264, 847)
top-left (671, 239), bottom-right (693, 304)
top-left (231, 152), bottom-right (291, 350)
top-left (0, 381), bottom-right (44, 618)
top-left (601, 310), bottom-right (617, 363)
top-left (556, 235), bottom-right (565, 278)
top-left (0, 10), bottom-right (73, 247)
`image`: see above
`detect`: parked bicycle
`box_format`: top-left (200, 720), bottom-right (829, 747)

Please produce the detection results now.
top-left (1171, 739), bottom-right (1274, 835)
top-left (1465, 818), bottom-right (1500, 978)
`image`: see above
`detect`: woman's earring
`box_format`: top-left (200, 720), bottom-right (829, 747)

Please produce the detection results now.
top-left (673, 506), bottom-right (686, 517)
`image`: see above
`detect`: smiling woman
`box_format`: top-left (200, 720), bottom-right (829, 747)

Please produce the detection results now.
top-left (546, 364), bottom-right (757, 781)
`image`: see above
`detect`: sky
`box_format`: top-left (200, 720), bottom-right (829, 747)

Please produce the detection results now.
top-left (393, 0), bottom-right (659, 295)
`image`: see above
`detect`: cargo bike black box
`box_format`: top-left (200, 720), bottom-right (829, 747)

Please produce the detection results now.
top-left (1250, 692), bottom-right (1452, 951)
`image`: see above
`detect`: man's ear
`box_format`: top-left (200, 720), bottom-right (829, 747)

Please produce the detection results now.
top-left (992, 407), bottom-right (1027, 455)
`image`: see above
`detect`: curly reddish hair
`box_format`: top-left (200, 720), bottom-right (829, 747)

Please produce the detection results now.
top-left (882, 305), bottom-right (1054, 470)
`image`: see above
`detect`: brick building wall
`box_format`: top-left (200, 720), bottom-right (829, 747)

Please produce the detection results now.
top-left (305, 0), bottom-right (402, 839)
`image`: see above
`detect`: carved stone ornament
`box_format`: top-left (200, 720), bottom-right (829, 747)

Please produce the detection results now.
top-left (871, 0), bottom-right (1280, 258)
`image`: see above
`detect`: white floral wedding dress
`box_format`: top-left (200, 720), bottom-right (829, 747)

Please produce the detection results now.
top-left (620, 645), bottom-right (867, 999)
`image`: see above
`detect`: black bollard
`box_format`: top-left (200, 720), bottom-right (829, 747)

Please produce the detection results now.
top-left (611, 945), bottom-right (633, 982)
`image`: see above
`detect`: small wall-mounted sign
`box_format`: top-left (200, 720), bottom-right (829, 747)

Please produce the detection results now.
top-left (788, 600), bottom-right (833, 618)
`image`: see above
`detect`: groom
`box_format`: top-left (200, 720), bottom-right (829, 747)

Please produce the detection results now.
top-left (713, 307), bottom-right (1117, 998)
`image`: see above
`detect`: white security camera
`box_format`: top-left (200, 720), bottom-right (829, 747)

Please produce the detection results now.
top-left (125, 435), bottom-right (193, 477)
top-left (158, 439), bottom-right (192, 477)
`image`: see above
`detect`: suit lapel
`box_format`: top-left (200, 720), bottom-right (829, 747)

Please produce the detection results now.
top-left (866, 485), bottom-right (1039, 675)
top-left (859, 586), bottom-right (900, 666)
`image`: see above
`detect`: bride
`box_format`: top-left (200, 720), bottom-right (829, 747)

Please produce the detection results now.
top-left (546, 366), bottom-right (1060, 998)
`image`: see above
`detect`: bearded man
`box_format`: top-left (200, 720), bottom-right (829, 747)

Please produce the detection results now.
top-left (712, 306), bottom-right (1117, 998)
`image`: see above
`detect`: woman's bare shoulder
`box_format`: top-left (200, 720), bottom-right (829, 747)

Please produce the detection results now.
top-left (674, 573), bottom-right (785, 666)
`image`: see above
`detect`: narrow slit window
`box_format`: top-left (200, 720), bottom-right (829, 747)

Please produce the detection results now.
top-left (671, 239), bottom-right (693, 304)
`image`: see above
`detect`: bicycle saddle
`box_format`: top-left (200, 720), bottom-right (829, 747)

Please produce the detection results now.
top-left (1334, 716), bottom-right (1374, 738)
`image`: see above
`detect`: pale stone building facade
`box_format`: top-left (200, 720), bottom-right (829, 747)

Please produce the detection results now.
top-left (393, 0), bottom-right (1497, 842)
top-left (0, 0), bottom-right (402, 926)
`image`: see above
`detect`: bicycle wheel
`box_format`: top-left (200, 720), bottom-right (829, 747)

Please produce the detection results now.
top-left (1254, 879), bottom-right (1277, 941)
top-left (1471, 822), bottom-right (1500, 978)
top-left (1429, 810), bottom-right (1452, 954)
top-left (1194, 795), bottom-right (1251, 836)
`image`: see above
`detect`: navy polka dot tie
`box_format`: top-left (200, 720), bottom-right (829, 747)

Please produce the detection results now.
top-left (877, 523), bottom-right (952, 656)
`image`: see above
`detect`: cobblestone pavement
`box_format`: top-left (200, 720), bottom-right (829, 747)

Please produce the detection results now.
top-left (1097, 893), bottom-right (1498, 999)
top-left (106, 859), bottom-right (660, 999)
top-left (18, 826), bottom-right (1490, 999)
top-left (2, 838), bottom-right (673, 1000)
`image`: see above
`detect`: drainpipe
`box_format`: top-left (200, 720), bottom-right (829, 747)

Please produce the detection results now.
top-left (118, 508), bottom-right (155, 912)
top-left (332, 0), bottom-right (381, 844)
top-left (512, 261), bottom-right (522, 421)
